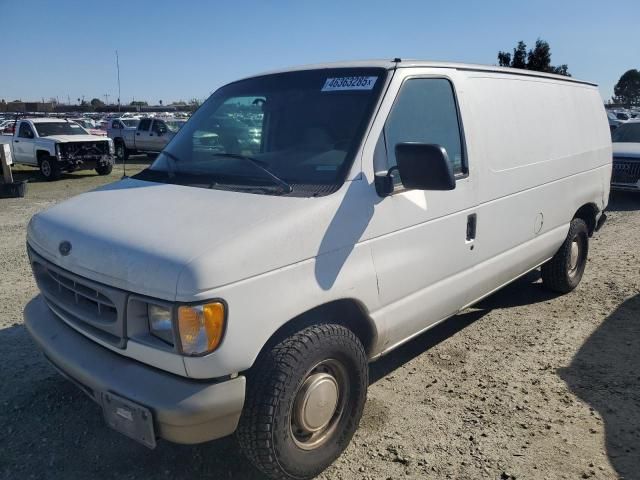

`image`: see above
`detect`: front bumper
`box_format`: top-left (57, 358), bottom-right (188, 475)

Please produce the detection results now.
top-left (58, 154), bottom-right (114, 171)
top-left (24, 295), bottom-right (245, 445)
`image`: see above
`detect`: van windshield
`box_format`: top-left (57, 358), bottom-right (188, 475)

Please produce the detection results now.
top-left (136, 68), bottom-right (387, 196)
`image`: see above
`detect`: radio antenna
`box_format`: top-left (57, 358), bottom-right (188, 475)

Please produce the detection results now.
top-left (115, 50), bottom-right (127, 178)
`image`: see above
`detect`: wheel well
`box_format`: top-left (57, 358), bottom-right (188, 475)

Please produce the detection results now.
top-left (36, 150), bottom-right (50, 162)
top-left (574, 203), bottom-right (599, 237)
top-left (254, 299), bottom-right (377, 365)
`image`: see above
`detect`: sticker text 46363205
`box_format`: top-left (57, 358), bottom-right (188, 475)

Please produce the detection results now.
top-left (322, 76), bottom-right (378, 92)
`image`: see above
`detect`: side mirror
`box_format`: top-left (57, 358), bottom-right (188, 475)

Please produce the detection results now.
top-left (375, 143), bottom-right (456, 196)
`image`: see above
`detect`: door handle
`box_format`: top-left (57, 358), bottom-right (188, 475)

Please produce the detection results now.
top-left (136, 133), bottom-right (140, 136)
top-left (150, 134), bottom-right (154, 136)
top-left (14, 140), bottom-right (19, 143)
top-left (466, 214), bottom-right (477, 242)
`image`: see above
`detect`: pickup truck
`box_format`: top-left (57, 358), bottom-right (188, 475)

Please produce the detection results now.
top-left (0, 118), bottom-right (115, 180)
top-left (108, 117), bottom-right (184, 160)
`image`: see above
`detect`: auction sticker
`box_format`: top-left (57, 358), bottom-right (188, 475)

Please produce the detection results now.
top-left (322, 76), bottom-right (377, 91)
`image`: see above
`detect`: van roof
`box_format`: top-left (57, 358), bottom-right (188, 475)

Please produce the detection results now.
top-left (247, 60), bottom-right (597, 87)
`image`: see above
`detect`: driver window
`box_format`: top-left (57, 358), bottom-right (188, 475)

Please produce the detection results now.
top-left (18, 123), bottom-right (34, 139)
top-left (153, 121), bottom-right (166, 134)
top-left (383, 78), bottom-right (465, 180)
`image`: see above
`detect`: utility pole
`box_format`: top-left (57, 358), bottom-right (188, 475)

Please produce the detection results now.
top-left (104, 94), bottom-right (110, 105)
top-left (116, 50), bottom-right (121, 112)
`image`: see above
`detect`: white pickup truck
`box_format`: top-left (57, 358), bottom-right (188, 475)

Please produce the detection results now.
top-left (0, 118), bottom-right (115, 180)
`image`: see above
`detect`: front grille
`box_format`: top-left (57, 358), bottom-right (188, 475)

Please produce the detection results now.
top-left (612, 157), bottom-right (640, 185)
top-left (30, 248), bottom-right (128, 348)
top-left (60, 141), bottom-right (110, 158)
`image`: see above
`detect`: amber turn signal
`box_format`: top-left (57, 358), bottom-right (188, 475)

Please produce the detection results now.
top-left (177, 302), bottom-right (225, 355)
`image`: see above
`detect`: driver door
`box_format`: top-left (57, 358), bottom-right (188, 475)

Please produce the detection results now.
top-left (365, 71), bottom-right (478, 350)
top-left (14, 122), bottom-right (37, 165)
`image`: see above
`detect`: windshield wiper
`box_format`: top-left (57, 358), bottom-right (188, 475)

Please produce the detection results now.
top-left (211, 153), bottom-right (293, 194)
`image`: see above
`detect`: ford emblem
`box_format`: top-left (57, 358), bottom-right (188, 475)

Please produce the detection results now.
top-left (59, 241), bottom-right (72, 256)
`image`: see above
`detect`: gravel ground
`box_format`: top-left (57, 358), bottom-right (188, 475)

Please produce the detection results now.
top-left (0, 163), bottom-right (638, 480)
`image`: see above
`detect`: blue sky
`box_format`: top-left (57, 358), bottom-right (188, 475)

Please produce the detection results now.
top-left (1, 0), bottom-right (638, 105)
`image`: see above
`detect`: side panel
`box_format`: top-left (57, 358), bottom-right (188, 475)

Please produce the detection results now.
top-left (360, 69), bottom-right (611, 354)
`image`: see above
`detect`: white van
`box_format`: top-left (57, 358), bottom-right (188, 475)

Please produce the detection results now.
top-left (24, 60), bottom-right (611, 479)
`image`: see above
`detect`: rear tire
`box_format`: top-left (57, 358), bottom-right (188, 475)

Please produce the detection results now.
top-left (236, 324), bottom-right (368, 480)
top-left (95, 163), bottom-right (113, 176)
top-left (114, 139), bottom-right (128, 161)
top-left (541, 218), bottom-right (589, 293)
top-left (38, 155), bottom-right (61, 181)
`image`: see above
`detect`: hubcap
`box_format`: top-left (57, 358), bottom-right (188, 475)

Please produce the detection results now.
top-left (569, 239), bottom-right (580, 273)
top-left (41, 160), bottom-right (51, 177)
top-left (290, 359), bottom-right (348, 450)
top-left (294, 373), bottom-right (339, 433)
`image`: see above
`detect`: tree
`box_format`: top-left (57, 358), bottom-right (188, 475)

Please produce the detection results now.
top-left (613, 69), bottom-right (640, 107)
top-left (498, 51), bottom-right (511, 67)
top-left (512, 41), bottom-right (528, 69)
top-left (90, 98), bottom-right (105, 108)
top-left (497, 39), bottom-right (570, 76)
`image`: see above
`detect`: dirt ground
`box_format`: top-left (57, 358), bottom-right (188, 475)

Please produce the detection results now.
top-left (0, 162), bottom-right (638, 480)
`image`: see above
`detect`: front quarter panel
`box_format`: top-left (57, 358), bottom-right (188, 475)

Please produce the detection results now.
top-left (179, 183), bottom-right (381, 379)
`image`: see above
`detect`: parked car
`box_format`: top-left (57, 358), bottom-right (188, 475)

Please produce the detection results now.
top-left (607, 111), bottom-right (625, 133)
top-left (108, 117), bottom-right (179, 159)
top-left (611, 120), bottom-right (640, 191)
top-left (24, 60), bottom-right (610, 479)
top-left (70, 118), bottom-right (107, 136)
top-left (0, 119), bottom-right (16, 134)
top-left (0, 118), bottom-right (114, 180)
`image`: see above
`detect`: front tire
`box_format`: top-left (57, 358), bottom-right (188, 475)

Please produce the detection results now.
top-left (95, 163), bottom-right (113, 176)
top-left (237, 324), bottom-right (368, 480)
top-left (38, 155), bottom-right (61, 181)
top-left (541, 218), bottom-right (589, 293)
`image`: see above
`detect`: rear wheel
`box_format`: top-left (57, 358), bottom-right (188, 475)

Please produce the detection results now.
top-left (541, 218), bottom-right (589, 293)
top-left (38, 155), bottom-right (61, 181)
top-left (114, 139), bottom-right (128, 161)
top-left (236, 324), bottom-right (368, 480)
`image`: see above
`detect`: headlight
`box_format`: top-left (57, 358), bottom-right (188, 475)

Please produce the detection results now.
top-left (177, 302), bottom-right (226, 355)
top-left (54, 143), bottom-right (61, 159)
top-left (148, 304), bottom-right (174, 345)
top-left (108, 139), bottom-right (115, 155)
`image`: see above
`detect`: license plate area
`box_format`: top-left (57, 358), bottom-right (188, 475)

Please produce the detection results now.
top-left (100, 392), bottom-right (156, 449)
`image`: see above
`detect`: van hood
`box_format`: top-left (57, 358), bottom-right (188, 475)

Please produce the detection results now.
top-left (27, 177), bottom-right (372, 300)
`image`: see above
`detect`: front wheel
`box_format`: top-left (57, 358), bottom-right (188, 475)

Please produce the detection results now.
top-left (236, 324), bottom-right (368, 480)
top-left (38, 155), bottom-right (61, 181)
top-left (541, 218), bottom-right (589, 293)
top-left (95, 163), bottom-right (113, 176)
